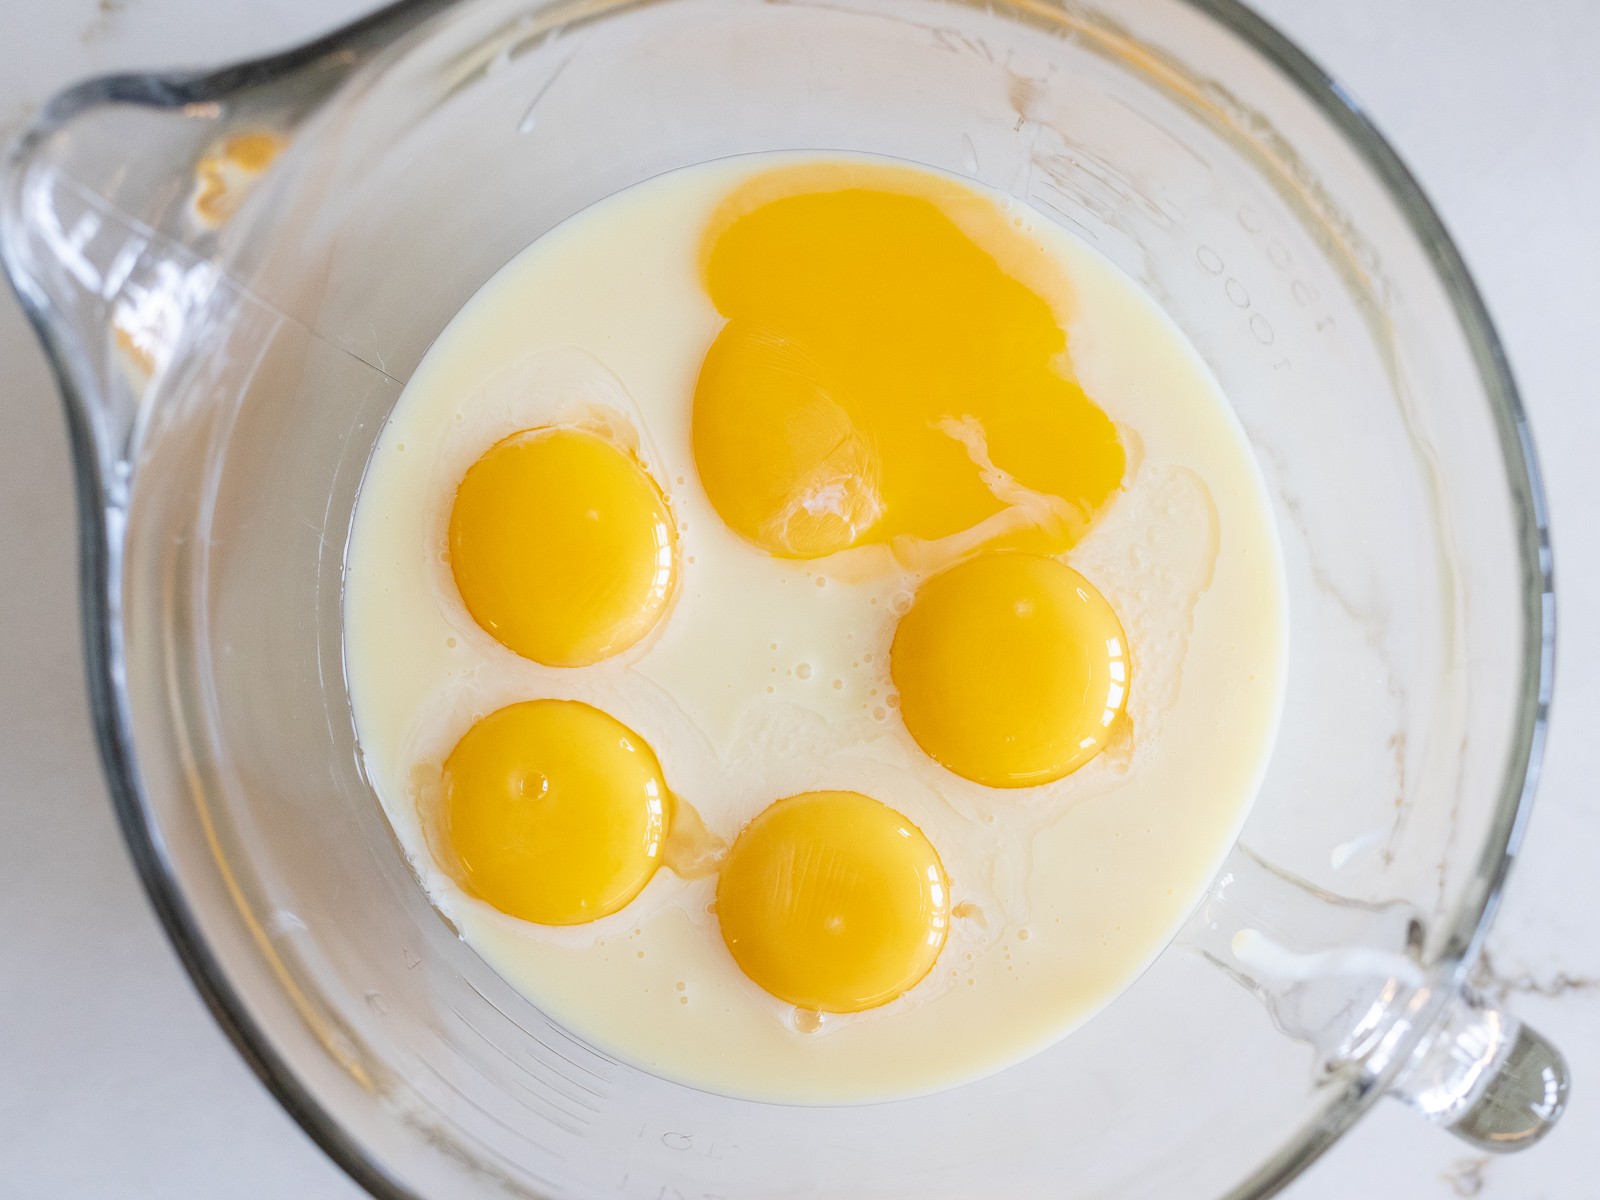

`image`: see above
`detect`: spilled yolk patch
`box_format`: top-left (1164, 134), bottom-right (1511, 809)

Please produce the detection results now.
top-left (439, 699), bottom-right (669, 925)
top-left (716, 790), bottom-right (950, 1013)
top-left (891, 551), bottom-right (1130, 788)
top-left (692, 162), bottom-right (1125, 562)
top-left (189, 131), bottom-right (285, 229)
top-left (449, 427), bottom-right (676, 667)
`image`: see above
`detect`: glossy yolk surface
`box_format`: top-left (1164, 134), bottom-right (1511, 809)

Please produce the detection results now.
top-left (693, 162), bottom-right (1124, 560)
top-left (891, 551), bottom-right (1130, 788)
top-left (449, 427), bottom-right (676, 666)
top-left (716, 790), bottom-right (950, 1013)
top-left (439, 699), bottom-right (669, 925)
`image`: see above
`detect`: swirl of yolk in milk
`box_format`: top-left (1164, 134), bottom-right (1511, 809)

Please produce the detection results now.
top-left (439, 699), bottom-right (671, 925)
top-left (692, 162), bottom-right (1124, 562)
top-left (449, 427), bottom-right (676, 667)
top-left (717, 790), bottom-right (950, 1014)
top-left (891, 551), bottom-right (1130, 788)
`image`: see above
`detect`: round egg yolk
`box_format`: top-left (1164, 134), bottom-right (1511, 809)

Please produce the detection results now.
top-left (891, 551), bottom-right (1130, 788)
top-left (692, 161), bottom-right (1124, 560)
top-left (449, 427), bottom-right (676, 667)
top-left (439, 699), bottom-right (669, 925)
top-left (716, 790), bottom-right (950, 1014)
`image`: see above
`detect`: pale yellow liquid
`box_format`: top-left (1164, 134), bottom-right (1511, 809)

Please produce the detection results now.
top-left (343, 154), bottom-right (1288, 1103)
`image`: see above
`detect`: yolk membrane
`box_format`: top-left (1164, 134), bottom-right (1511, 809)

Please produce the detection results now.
top-left (692, 162), bottom-right (1124, 561)
top-left (439, 699), bottom-right (669, 925)
top-left (716, 790), bottom-right (950, 1013)
top-left (891, 551), bottom-right (1130, 788)
top-left (449, 426), bottom-right (676, 667)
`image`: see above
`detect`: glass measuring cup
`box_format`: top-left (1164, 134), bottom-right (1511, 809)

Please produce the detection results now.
top-left (0, 0), bottom-right (1565, 1196)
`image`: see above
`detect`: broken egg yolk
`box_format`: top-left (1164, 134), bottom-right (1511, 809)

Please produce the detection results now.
top-left (692, 162), bottom-right (1124, 561)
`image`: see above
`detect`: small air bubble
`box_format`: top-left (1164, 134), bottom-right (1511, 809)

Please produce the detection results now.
top-left (967, 977), bottom-right (976, 986)
top-left (887, 694), bottom-right (899, 709)
top-left (862, 653), bottom-right (873, 663)
top-left (766, 685), bottom-right (775, 694)
top-left (675, 981), bottom-right (686, 991)
top-left (686, 555), bottom-right (696, 564)
top-left (445, 637), bottom-right (457, 648)
top-left (396, 443), bottom-right (406, 452)
top-left (872, 707), bottom-right (886, 721)
top-left (770, 642), bottom-right (778, 651)
top-left (675, 475), bottom-right (685, 485)
top-left (1017, 928), bottom-right (1031, 941)
top-left (705, 901), bottom-right (717, 915)
top-left (679, 996), bottom-right (689, 1005)
top-left (796, 663), bottom-right (813, 680)
top-left (636, 950), bottom-right (645, 958)
top-left (815, 577), bottom-right (827, 588)
top-left (832, 679), bottom-right (843, 690)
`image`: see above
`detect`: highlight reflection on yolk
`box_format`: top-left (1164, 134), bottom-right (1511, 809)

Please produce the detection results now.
top-left (450, 427), bottom-right (676, 667)
top-left (439, 699), bottom-right (669, 925)
top-left (716, 790), bottom-right (949, 1013)
top-left (693, 162), bottom-right (1124, 560)
top-left (891, 551), bottom-right (1130, 788)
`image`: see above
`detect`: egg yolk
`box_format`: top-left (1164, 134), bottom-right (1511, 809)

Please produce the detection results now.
top-left (439, 699), bottom-right (669, 925)
top-left (449, 427), bottom-right (676, 666)
top-left (891, 551), bottom-right (1130, 788)
top-left (693, 162), bottom-right (1124, 561)
top-left (716, 790), bottom-right (950, 1013)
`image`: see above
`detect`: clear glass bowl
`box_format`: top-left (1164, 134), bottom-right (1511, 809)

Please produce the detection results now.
top-left (0, 0), bottom-right (1565, 1196)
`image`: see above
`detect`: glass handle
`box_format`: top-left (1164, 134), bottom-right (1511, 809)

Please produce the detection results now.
top-left (1184, 847), bottom-right (1569, 1151)
top-left (1183, 847), bottom-right (1427, 1068)
top-left (1390, 987), bottom-right (1569, 1151)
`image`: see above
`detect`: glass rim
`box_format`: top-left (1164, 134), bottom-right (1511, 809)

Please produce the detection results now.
top-left (4, 0), bottom-right (1553, 1196)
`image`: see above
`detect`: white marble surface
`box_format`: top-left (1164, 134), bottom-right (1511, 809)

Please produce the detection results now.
top-left (0, 0), bottom-right (1594, 1196)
